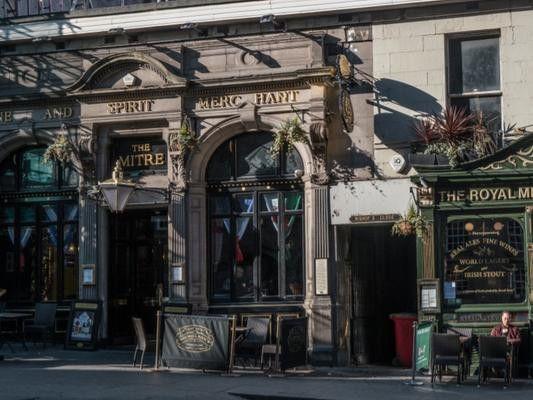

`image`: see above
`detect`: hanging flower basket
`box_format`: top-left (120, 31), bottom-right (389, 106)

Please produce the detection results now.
top-left (270, 117), bottom-right (309, 156)
top-left (391, 204), bottom-right (428, 238)
top-left (43, 134), bottom-right (74, 165)
top-left (169, 123), bottom-right (197, 155)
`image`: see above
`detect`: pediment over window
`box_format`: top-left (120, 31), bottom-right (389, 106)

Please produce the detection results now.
top-left (67, 52), bottom-right (187, 93)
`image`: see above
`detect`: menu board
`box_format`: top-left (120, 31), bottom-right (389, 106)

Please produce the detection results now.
top-left (445, 218), bottom-right (525, 304)
top-left (65, 301), bottom-right (101, 350)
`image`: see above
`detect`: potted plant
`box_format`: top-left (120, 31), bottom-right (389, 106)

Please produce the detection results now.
top-left (391, 204), bottom-right (428, 238)
top-left (411, 107), bottom-right (504, 168)
top-left (270, 117), bottom-right (309, 156)
top-left (43, 134), bottom-right (74, 165)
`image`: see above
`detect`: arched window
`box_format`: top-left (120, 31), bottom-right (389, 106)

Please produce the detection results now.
top-left (0, 147), bottom-right (79, 303)
top-left (207, 132), bottom-right (304, 303)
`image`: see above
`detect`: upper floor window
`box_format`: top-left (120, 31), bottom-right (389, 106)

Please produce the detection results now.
top-left (448, 34), bottom-right (501, 130)
top-left (0, 147), bottom-right (77, 192)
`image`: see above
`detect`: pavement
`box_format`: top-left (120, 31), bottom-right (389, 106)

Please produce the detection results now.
top-left (1, 344), bottom-right (533, 400)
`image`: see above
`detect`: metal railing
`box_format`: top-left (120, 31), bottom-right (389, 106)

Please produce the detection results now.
top-left (1, 0), bottom-right (168, 19)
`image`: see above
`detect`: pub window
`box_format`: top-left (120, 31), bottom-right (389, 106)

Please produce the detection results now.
top-left (448, 33), bottom-right (501, 130)
top-left (444, 218), bottom-right (526, 305)
top-left (0, 147), bottom-right (79, 303)
top-left (207, 132), bottom-right (304, 303)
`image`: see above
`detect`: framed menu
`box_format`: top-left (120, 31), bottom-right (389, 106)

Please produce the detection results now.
top-left (65, 301), bottom-right (101, 350)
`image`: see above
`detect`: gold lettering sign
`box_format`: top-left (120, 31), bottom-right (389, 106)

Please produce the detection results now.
top-left (107, 99), bottom-right (154, 114)
top-left (439, 187), bottom-right (533, 203)
top-left (44, 107), bottom-right (73, 120)
top-left (196, 90), bottom-right (299, 110)
top-left (0, 111), bottom-right (13, 123)
top-left (116, 142), bottom-right (166, 169)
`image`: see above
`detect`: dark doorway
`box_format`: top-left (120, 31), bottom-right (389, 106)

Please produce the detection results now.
top-left (109, 210), bottom-right (168, 342)
top-left (350, 225), bottom-right (416, 365)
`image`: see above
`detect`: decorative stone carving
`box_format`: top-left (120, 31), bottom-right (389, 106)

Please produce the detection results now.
top-left (309, 122), bottom-right (330, 185)
top-left (480, 145), bottom-right (533, 171)
top-left (168, 123), bottom-right (198, 191)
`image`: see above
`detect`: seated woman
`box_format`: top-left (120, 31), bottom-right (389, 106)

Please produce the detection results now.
top-left (490, 311), bottom-right (521, 345)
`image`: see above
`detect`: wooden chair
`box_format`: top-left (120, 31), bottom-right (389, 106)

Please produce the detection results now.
top-left (132, 317), bottom-right (148, 369)
top-left (236, 317), bottom-right (271, 367)
top-left (431, 333), bottom-right (464, 384)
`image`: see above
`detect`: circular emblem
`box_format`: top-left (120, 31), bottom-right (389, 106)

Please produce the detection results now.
top-left (175, 325), bottom-right (215, 353)
top-left (340, 89), bottom-right (354, 132)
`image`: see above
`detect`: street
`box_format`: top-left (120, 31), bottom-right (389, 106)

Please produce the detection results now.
top-left (0, 347), bottom-right (532, 400)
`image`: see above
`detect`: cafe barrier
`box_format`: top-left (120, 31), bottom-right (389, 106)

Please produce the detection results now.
top-left (161, 314), bottom-right (230, 370)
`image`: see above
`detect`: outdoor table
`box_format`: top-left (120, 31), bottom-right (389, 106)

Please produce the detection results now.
top-left (0, 312), bottom-right (32, 352)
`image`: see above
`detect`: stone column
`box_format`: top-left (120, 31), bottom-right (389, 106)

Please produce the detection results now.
top-left (306, 184), bottom-right (335, 365)
top-left (79, 196), bottom-right (98, 300)
top-left (187, 183), bottom-right (209, 312)
top-left (169, 189), bottom-right (187, 300)
top-left (96, 128), bottom-right (111, 338)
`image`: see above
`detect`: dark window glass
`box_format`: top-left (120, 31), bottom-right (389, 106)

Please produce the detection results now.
top-left (211, 218), bottom-right (232, 300)
top-left (64, 204), bottom-right (79, 222)
top-left (19, 226), bottom-right (37, 301)
top-left (445, 218), bottom-right (525, 305)
top-left (206, 141), bottom-right (233, 182)
top-left (63, 224), bottom-right (78, 300)
top-left (1, 207), bottom-right (15, 224)
top-left (283, 148), bottom-right (304, 176)
top-left (20, 207), bottom-right (36, 223)
top-left (210, 190), bottom-right (303, 302)
top-left (234, 216), bottom-right (255, 299)
top-left (260, 216), bottom-right (279, 297)
top-left (261, 193), bottom-right (280, 213)
top-left (41, 226), bottom-right (59, 301)
top-left (233, 194), bottom-right (254, 214)
top-left (21, 148), bottom-right (55, 188)
top-left (285, 192), bottom-right (303, 211)
top-left (206, 132), bottom-right (303, 182)
top-left (449, 36), bottom-right (500, 94)
top-left (285, 215), bottom-right (303, 296)
top-left (236, 133), bottom-right (278, 178)
top-left (0, 154), bottom-right (16, 191)
top-left (210, 196), bottom-right (231, 215)
top-left (41, 205), bottom-right (58, 223)
top-left (450, 96), bottom-right (501, 131)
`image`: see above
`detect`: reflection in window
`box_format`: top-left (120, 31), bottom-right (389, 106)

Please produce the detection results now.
top-left (21, 148), bottom-right (55, 188)
top-left (206, 132), bottom-right (303, 182)
top-left (209, 191), bottom-right (304, 302)
top-left (448, 35), bottom-right (501, 129)
top-left (0, 147), bottom-right (79, 302)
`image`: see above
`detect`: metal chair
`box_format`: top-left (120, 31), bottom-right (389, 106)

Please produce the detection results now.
top-left (447, 327), bottom-right (473, 378)
top-left (431, 333), bottom-right (464, 384)
top-left (132, 317), bottom-right (148, 369)
top-left (478, 335), bottom-right (511, 386)
top-left (24, 303), bottom-right (57, 348)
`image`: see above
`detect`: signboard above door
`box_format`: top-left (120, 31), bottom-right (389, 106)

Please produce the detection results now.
top-left (111, 138), bottom-right (167, 178)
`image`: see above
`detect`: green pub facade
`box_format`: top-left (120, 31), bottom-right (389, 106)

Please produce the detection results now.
top-left (414, 135), bottom-right (533, 366)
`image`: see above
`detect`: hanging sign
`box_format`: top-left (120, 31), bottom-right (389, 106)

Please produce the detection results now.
top-left (111, 138), bottom-right (167, 175)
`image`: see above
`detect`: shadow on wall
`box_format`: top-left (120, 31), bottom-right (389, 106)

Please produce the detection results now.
top-left (372, 78), bottom-right (443, 148)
